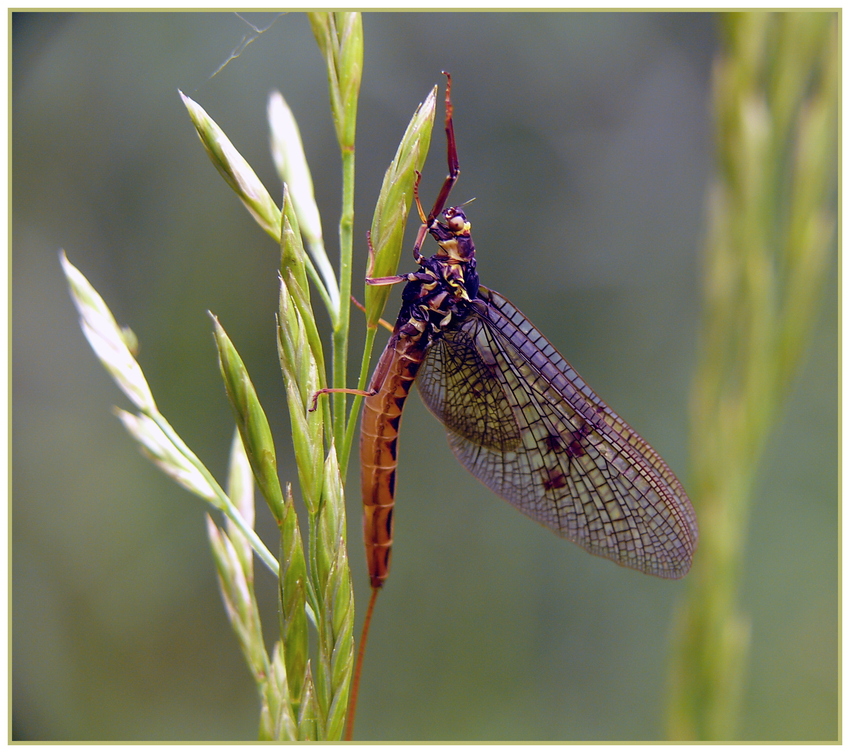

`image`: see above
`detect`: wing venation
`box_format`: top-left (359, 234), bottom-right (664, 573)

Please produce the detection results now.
top-left (416, 329), bottom-right (521, 452)
top-left (415, 287), bottom-right (698, 578)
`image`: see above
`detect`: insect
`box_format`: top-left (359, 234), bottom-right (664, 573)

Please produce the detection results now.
top-left (354, 75), bottom-right (698, 590)
top-left (320, 74), bottom-right (698, 738)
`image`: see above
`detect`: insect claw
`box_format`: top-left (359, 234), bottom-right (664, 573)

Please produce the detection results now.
top-left (308, 389), bottom-right (323, 412)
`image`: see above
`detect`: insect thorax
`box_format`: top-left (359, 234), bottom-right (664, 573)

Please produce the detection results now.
top-left (395, 251), bottom-right (480, 341)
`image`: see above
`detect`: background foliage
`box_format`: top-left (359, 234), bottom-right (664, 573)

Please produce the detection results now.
top-left (12, 11), bottom-right (836, 741)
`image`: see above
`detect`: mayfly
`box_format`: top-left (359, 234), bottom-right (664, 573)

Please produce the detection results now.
top-left (318, 73), bottom-right (698, 738)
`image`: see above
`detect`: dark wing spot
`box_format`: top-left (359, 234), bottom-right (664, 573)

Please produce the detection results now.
top-left (542, 466), bottom-right (568, 491)
top-left (544, 429), bottom-right (586, 458)
top-left (566, 435), bottom-right (586, 458)
top-left (544, 433), bottom-right (566, 453)
top-left (566, 422), bottom-right (593, 457)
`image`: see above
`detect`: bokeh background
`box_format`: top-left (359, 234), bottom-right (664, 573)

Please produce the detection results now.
top-left (12, 11), bottom-right (837, 742)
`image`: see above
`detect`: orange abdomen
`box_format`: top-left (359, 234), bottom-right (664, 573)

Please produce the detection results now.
top-left (359, 335), bottom-right (427, 588)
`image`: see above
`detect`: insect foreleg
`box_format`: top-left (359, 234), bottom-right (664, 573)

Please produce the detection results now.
top-left (423, 71), bottom-right (461, 225)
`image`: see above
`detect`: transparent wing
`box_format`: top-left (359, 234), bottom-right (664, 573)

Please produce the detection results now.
top-left (416, 286), bottom-right (698, 578)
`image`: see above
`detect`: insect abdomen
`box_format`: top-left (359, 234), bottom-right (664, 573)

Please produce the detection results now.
top-left (359, 335), bottom-right (427, 588)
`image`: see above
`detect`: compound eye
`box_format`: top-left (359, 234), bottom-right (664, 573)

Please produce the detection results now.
top-left (446, 212), bottom-right (467, 233)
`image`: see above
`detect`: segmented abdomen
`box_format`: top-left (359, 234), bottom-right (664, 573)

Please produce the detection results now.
top-left (359, 334), bottom-right (428, 588)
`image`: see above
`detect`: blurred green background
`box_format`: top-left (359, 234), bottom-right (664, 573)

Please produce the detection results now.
top-left (12, 11), bottom-right (837, 741)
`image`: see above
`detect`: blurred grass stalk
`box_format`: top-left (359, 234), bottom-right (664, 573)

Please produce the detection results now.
top-left (665, 12), bottom-right (837, 740)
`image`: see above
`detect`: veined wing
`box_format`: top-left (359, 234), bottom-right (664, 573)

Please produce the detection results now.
top-left (415, 285), bottom-right (698, 578)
